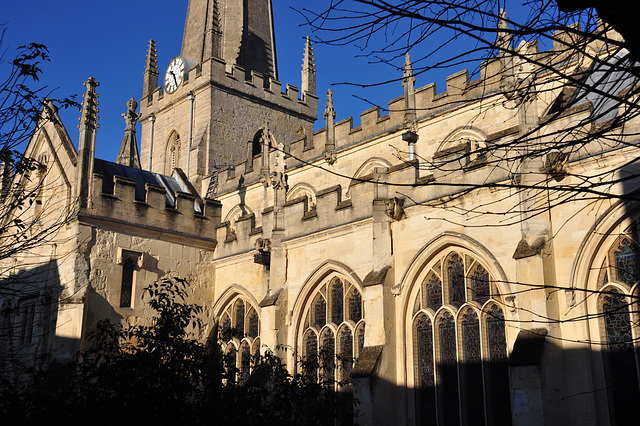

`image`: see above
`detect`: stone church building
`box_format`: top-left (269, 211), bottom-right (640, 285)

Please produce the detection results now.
top-left (2, 0), bottom-right (640, 424)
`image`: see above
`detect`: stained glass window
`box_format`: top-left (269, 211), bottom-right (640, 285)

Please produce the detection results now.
top-left (412, 250), bottom-right (505, 426)
top-left (613, 238), bottom-right (638, 286)
top-left (414, 314), bottom-right (435, 388)
top-left (349, 291), bottom-right (363, 322)
top-left (302, 276), bottom-right (365, 391)
top-left (439, 311), bottom-right (460, 426)
top-left (331, 279), bottom-right (344, 324)
top-left (235, 300), bottom-right (245, 336)
top-left (414, 314), bottom-right (436, 425)
top-left (218, 297), bottom-right (260, 384)
top-left (462, 309), bottom-right (484, 425)
top-left (248, 309), bottom-right (259, 339)
top-left (305, 331), bottom-right (319, 378)
top-left (356, 324), bottom-right (365, 356)
top-left (471, 264), bottom-right (490, 305)
top-left (426, 273), bottom-right (442, 310)
top-left (226, 346), bottom-right (237, 382)
top-left (602, 288), bottom-right (640, 423)
top-left (240, 341), bottom-right (251, 384)
top-left (221, 315), bottom-right (232, 340)
top-left (314, 295), bottom-right (326, 328)
top-left (321, 330), bottom-right (335, 387)
top-left (448, 254), bottom-right (465, 306)
top-left (485, 304), bottom-right (511, 425)
top-left (339, 327), bottom-right (354, 383)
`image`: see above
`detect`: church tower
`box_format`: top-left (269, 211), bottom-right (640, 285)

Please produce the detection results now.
top-left (138, 0), bottom-right (317, 194)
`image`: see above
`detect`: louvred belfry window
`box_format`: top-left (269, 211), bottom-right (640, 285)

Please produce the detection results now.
top-left (412, 249), bottom-right (511, 425)
top-left (301, 275), bottom-right (365, 390)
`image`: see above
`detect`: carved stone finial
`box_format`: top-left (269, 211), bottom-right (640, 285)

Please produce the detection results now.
top-left (496, 9), bottom-right (513, 54)
top-left (145, 39), bottom-right (158, 73)
top-left (79, 77), bottom-right (100, 130)
top-left (143, 40), bottom-right (159, 97)
top-left (301, 36), bottom-right (316, 96)
top-left (323, 89), bottom-right (337, 165)
top-left (116, 97), bottom-right (142, 169)
top-left (402, 53), bottom-right (417, 134)
top-left (75, 77), bottom-right (100, 209)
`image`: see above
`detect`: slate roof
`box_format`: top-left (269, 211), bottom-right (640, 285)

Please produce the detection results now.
top-left (94, 159), bottom-right (189, 207)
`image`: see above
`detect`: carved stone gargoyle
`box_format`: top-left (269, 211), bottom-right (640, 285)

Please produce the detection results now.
top-left (385, 197), bottom-right (405, 221)
top-left (254, 237), bottom-right (271, 266)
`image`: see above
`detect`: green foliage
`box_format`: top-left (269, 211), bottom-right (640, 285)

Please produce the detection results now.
top-left (0, 276), bottom-right (355, 425)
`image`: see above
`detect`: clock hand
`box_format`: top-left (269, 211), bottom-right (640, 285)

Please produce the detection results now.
top-left (170, 71), bottom-right (178, 87)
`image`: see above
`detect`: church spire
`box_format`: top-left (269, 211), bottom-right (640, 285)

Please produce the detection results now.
top-left (143, 39), bottom-right (158, 98)
top-left (116, 98), bottom-right (142, 169)
top-left (181, 0), bottom-right (277, 79)
top-left (301, 36), bottom-right (316, 97)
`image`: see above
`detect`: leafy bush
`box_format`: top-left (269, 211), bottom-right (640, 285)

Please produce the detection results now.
top-left (0, 276), bottom-right (354, 425)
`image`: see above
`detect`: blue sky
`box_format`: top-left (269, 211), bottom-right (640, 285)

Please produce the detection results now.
top-left (2, 0), bottom-right (449, 162)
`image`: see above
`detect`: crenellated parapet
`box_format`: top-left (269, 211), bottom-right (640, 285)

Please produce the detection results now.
top-left (141, 57), bottom-right (317, 121)
top-left (214, 159), bottom-right (418, 259)
top-left (80, 167), bottom-right (222, 251)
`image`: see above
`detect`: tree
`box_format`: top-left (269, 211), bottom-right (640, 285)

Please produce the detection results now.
top-left (0, 275), bottom-right (354, 425)
top-left (296, 1), bottom-right (640, 278)
top-left (293, 1), bottom-right (640, 415)
top-left (0, 31), bottom-right (79, 366)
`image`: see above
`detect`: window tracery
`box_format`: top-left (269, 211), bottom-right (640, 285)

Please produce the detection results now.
top-left (596, 230), bottom-right (640, 423)
top-left (412, 249), bottom-right (510, 425)
top-left (301, 275), bottom-right (365, 390)
top-left (218, 296), bottom-right (260, 384)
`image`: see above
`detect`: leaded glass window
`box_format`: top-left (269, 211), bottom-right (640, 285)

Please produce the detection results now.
top-left (356, 323), bottom-right (365, 356)
top-left (471, 264), bottom-right (491, 305)
top-left (439, 312), bottom-right (460, 426)
top-left (613, 238), bottom-right (639, 286)
top-left (485, 304), bottom-right (511, 425)
top-left (331, 279), bottom-right (344, 324)
top-left (339, 327), bottom-right (354, 385)
top-left (349, 291), bottom-right (362, 322)
top-left (240, 341), bottom-right (251, 384)
top-left (248, 309), bottom-right (259, 338)
top-left (314, 295), bottom-right (326, 328)
top-left (462, 309), bottom-right (484, 426)
top-left (601, 288), bottom-right (640, 422)
top-left (412, 249), bottom-right (509, 426)
top-left (425, 272), bottom-right (442, 310)
top-left (597, 231), bottom-right (640, 424)
top-left (235, 300), bottom-right (245, 336)
top-left (217, 296), bottom-right (260, 385)
top-left (301, 275), bottom-right (365, 390)
top-left (448, 254), bottom-right (465, 306)
top-left (321, 329), bottom-right (335, 387)
top-left (414, 314), bottom-right (436, 425)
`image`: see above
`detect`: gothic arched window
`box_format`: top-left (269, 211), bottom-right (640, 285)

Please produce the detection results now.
top-left (597, 231), bottom-right (640, 423)
top-left (412, 249), bottom-right (510, 426)
top-left (218, 296), bottom-right (260, 385)
top-left (301, 275), bottom-right (365, 390)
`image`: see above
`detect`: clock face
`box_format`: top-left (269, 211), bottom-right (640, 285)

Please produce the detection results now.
top-left (164, 57), bottom-right (186, 94)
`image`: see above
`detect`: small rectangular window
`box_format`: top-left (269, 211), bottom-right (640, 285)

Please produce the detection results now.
top-left (119, 252), bottom-right (140, 308)
top-left (17, 297), bottom-right (37, 345)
